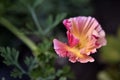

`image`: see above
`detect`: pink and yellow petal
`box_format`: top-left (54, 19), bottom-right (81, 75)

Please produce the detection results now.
top-left (78, 54), bottom-right (94, 63)
top-left (53, 39), bottom-right (69, 57)
top-left (63, 19), bottom-right (72, 30)
top-left (68, 51), bottom-right (95, 63)
top-left (67, 31), bottom-right (79, 47)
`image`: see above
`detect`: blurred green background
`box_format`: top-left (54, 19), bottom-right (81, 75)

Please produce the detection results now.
top-left (0, 0), bottom-right (120, 80)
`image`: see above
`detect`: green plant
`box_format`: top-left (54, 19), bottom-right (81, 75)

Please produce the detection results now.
top-left (0, 0), bottom-right (93, 79)
top-left (0, 0), bottom-right (74, 80)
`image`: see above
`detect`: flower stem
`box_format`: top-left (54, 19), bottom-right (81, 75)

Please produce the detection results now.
top-left (0, 17), bottom-right (39, 56)
top-left (27, 5), bottom-right (43, 36)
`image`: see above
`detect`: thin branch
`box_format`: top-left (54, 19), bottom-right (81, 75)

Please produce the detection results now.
top-left (27, 5), bottom-right (43, 36)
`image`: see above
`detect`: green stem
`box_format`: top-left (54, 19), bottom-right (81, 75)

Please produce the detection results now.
top-left (15, 62), bottom-right (26, 74)
top-left (0, 17), bottom-right (39, 56)
top-left (27, 5), bottom-right (43, 36)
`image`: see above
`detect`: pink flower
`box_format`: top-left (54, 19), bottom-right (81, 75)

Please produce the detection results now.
top-left (53, 16), bottom-right (107, 63)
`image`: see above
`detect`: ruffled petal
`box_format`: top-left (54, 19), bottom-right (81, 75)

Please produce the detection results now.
top-left (96, 37), bottom-right (107, 48)
top-left (63, 19), bottom-right (72, 30)
top-left (68, 53), bottom-right (94, 63)
top-left (67, 31), bottom-right (79, 47)
top-left (78, 55), bottom-right (95, 63)
top-left (93, 25), bottom-right (107, 48)
top-left (68, 55), bottom-right (78, 63)
top-left (53, 39), bottom-right (69, 57)
top-left (63, 17), bottom-right (86, 35)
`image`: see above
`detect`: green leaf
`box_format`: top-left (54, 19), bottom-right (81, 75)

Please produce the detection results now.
top-left (0, 47), bottom-right (26, 78)
top-left (33, 0), bottom-right (44, 8)
top-left (0, 47), bottom-right (19, 66)
top-left (24, 56), bottom-right (38, 72)
top-left (11, 68), bottom-right (23, 78)
top-left (56, 70), bottom-right (63, 77)
top-left (47, 15), bottom-right (53, 26)
top-left (59, 77), bottom-right (67, 80)
top-left (44, 13), bottom-right (67, 34)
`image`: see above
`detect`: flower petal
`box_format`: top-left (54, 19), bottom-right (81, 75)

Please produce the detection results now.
top-left (94, 25), bottom-right (107, 47)
top-left (68, 54), bottom-right (78, 63)
top-left (53, 39), bottom-right (69, 57)
top-left (68, 53), bottom-right (95, 63)
top-left (63, 19), bottom-right (72, 30)
top-left (78, 55), bottom-right (95, 63)
top-left (67, 31), bottom-right (79, 47)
